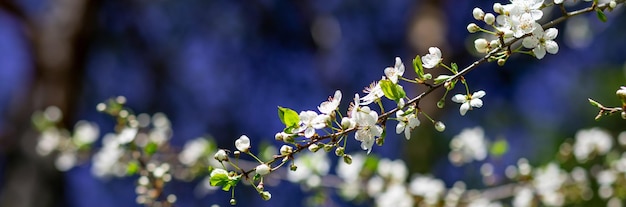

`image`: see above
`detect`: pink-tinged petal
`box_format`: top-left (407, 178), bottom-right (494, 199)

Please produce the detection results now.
top-left (470, 98), bottom-right (483, 108)
top-left (533, 46), bottom-right (546, 59)
top-left (460, 103), bottom-right (470, 116)
top-left (452, 94), bottom-right (467, 103)
top-left (544, 28), bottom-right (558, 40)
top-left (545, 41), bottom-right (559, 54)
top-left (472, 90), bottom-right (486, 99)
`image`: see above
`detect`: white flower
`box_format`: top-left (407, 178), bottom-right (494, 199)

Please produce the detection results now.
top-left (451, 90), bottom-right (486, 116)
top-left (117, 127), bottom-right (138, 144)
top-left (450, 127), bottom-right (488, 164)
top-left (377, 159), bottom-right (408, 183)
top-left (484, 13), bottom-right (496, 25)
top-left (473, 8), bottom-right (485, 20)
top-left (510, 0), bottom-right (544, 20)
top-left (512, 13), bottom-right (538, 38)
top-left (318, 90), bottom-right (342, 114)
top-left (513, 187), bottom-right (534, 207)
top-left (36, 129), bottom-right (61, 156)
top-left (336, 153), bottom-right (365, 182)
top-left (214, 149), bottom-right (228, 162)
top-left (179, 138), bottom-right (209, 166)
top-left (395, 110), bottom-right (420, 140)
top-left (384, 57), bottom-right (405, 84)
top-left (255, 164), bottom-right (271, 175)
top-left (354, 106), bottom-right (383, 154)
top-left (298, 110), bottom-right (327, 138)
top-left (280, 145), bottom-right (293, 155)
top-left (408, 175), bottom-right (445, 205)
top-left (375, 184), bottom-right (414, 207)
top-left (287, 151), bottom-right (330, 188)
top-left (55, 151), bottom-right (77, 171)
top-left (235, 135), bottom-right (251, 152)
top-left (554, 0), bottom-right (564, 4)
top-left (474, 38), bottom-right (490, 53)
top-left (523, 27), bottom-right (559, 59)
top-left (573, 128), bottom-right (613, 162)
top-left (73, 121), bottom-right (100, 145)
top-left (533, 163), bottom-right (566, 206)
top-left (422, 47), bottom-right (442, 69)
top-left (360, 81), bottom-right (384, 105)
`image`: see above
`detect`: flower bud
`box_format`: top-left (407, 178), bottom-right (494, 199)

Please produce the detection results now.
top-left (503, 30), bottom-right (514, 38)
top-left (474, 38), bottom-right (489, 53)
top-left (260, 191), bottom-right (272, 201)
top-left (308, 143), bottom-right (321, 152)
top-left (497, 58), bottom-right (506, 66)
top-left (423, 73), bottom-right (432, 80)
top-left (235, 135), bottom-right (251, 152)
top-left (255, 164), bottom-right (271, 176)
top-left (335, 147), bottom-right (345, 157)
top-left (622, 111), bottom-right (626, 119)
top-left (490, 39), bottom-right (500, 48)
top-left (341, 117), bottom-right (355, 129)
top-left (343, 154), bottom-right (353, 165)
top-left (484, 13), bottom-right (495, 25)
top-left (493, 3), bottom-right (504, 14)
top-left (230, 199), bottom-right (237, 205)
top-left (290, 163), bottom-right (298, 171)
top-left (234, 151), bottom-right (241, 157)
top-left (274, 132), bottom-right (284, 141)
top-left (214, 149), bottom-right (228, 162)
top-left (435, 121), bottom-right (446, 132)
top-left (610, 1), bottom-right (617, 9)
top-left (323, 144), bottom-right (333, 152)
top-left (280, 145), bottom-right (293, 155)
top-left (473, 8), bottom-right (485, 20)
top-left (467, 23), bottom-right (480, 33)
top-left (616, 86), bottom-right (626, 101)
top-left (284, 135), bottom-right (295, 143)
top-left (437, 99), bottom-right (445, 109)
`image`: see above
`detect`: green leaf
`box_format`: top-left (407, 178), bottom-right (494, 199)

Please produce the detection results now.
top-left (596, 8), bottom-right (607, 22)
top-left (278, 106), bottom-right (300, 127)
top-left (490, 139), bottom-right (509, 157)
top-left (412, 55), bottom-right (425, 80)
top-left (126, 161), bottom-right (139, 175)
top-left (451, 63), bottom-right (458, 73)
top-left (209, 173), bottom-right (230, 190)
top-left (588, 98), bottom-right (604, 108)
top-left (144, 142), bottom-right (158, 156)
top-left (379, 80), bottom-right (406, 101)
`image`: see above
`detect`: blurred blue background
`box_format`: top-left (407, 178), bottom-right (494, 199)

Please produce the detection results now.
top-left (0, 0), bottom-right (625, 206)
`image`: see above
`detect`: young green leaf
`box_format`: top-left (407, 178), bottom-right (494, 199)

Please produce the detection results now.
top-left (596, 8), bottom-right (607, 22)
top-left (451, 63), bottom-right (459, 73)
top-left (588, 98), bottom-right (604, 108)
top-left (278, 106), bottom-right (300, 127)
top-left (413, 55), bottom-right (425, 80)
top-left (380, 79), bottom-right (406, 101)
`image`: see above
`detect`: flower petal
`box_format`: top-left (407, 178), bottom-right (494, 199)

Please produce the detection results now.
top-left (404, 128), bottom-right (412, 140)
top-left (544, 28), bottom-right (558, 40)
top-left (460, 103), bottom-right (470, 116)
top-left (522, 36), bottom-right (539, 49)
top-left (452, 94), bottom-right (467, 103)
top-left (533, 46), bottom-right (546, 59)
top-left (470, 98), bottom-right (483, 108)
top-left (304, 128), bottom-right (315, 138)
top-left (396, 122), bottom-right (406, 134)
top-left (545, 40), bottom-right (559, 54)
top-left (472, 90), bottom-right (486, 99)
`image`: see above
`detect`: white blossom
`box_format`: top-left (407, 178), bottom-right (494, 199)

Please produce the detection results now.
top-left (73, 121), bottom-right (99, 145)
top-left (117, 127), bottom-right (138, 144)
top-left (354, 106), bottom-right (383, 153)
top-left (298, 110), bottom-right (327, 138)
top-left (179, 138), bottom-right (209, 166)
top-left (214, 149), bottom-right (228, 162)
top-left (510, 0), bottom-right (544, 20)
top-left (280, 145), bottom-right (293, 155)
top-left (384, 57), bottom-right (405, 84)
top-left (395, 110), bottom-right (420, 140)
top-left (36, 129), bottom-right (61, 156)
top-left (473, 7), bottom-right (485, 20)
top-left (523, 27), bottom-right (559, 59)
top-left (255, 164), bottom-right (271, 176)
top-left (55, 151), bottom-right (77, 171)
top-left (409, 175), bottom-right (445, 205)
top-left (377, 159), bottom-right (408, 183)
top-left (318, 90), bottom-right (342, 115)
top-left (533, 163), bottom-right (566, 206)
top-left (513, 187), bottom-right (534, 207)
top-left (287, 151), bottom-right (330, 188)
top-left (573, 128), bottom-right (613, 162)
top-left (375, 184), bottom-right (414, 207)
top-left (235, 135), bottom-right (251, 152)
top-left (452, 90), bottom-right (486, 116)
top-left (422, 47), bottom-right (443, 69)
top-left (92, 133), bottom-right (125, 177)
top-left (360, 81), bottom-right (385, 105)
top-left (450, 127), bottom-right (488, 164)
